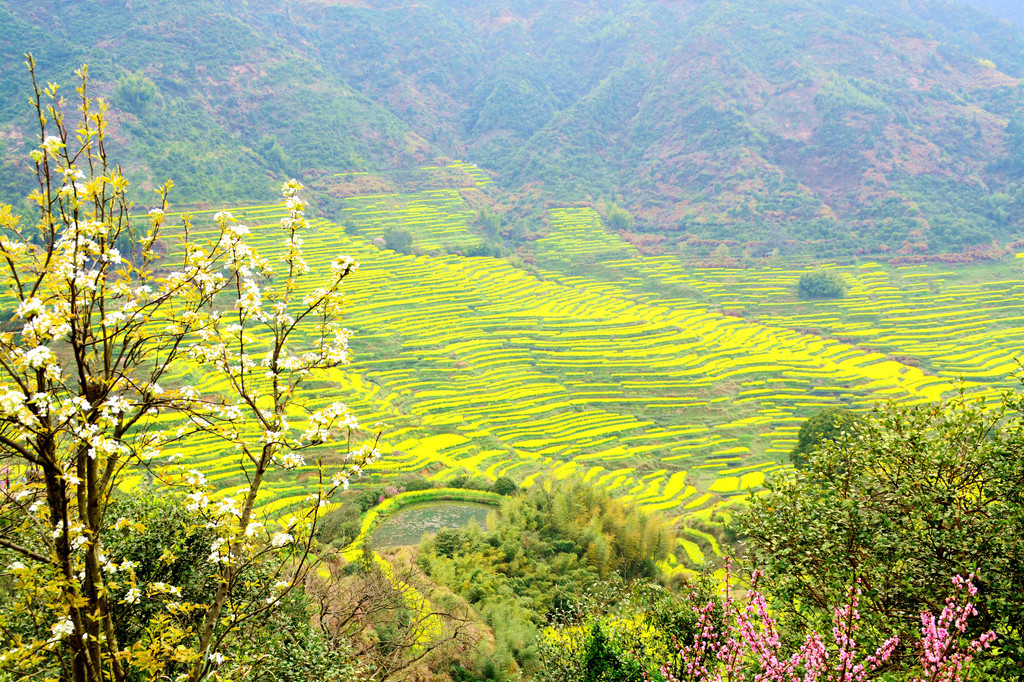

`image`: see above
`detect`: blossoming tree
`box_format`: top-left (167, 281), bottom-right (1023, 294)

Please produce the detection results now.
top-left (0, 58), bottom-right (378, 681)
top-left (664, 570), bottom-right (994, 682)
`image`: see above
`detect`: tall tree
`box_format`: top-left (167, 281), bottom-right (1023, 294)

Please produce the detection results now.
top-left (740, 387), bottom-right (1024, 676)
top-left (0, 58), bottom-right (377, 681)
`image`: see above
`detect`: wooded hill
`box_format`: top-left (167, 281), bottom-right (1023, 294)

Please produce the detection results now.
top-left (1, 0), bottom-right (1023, 256)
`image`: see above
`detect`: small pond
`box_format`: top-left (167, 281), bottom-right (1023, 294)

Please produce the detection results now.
top-left (371, 501), bottom-right (495, 548)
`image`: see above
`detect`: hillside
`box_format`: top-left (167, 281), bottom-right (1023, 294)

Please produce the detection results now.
top-left (288, 0), bottom-right (1024, 254)
top-left (1, 0), bottom-right (1023, 257)
top-left (154, 177), bottom-right (1024, 557)
top-left (0, 0), bottom-right (425, 206)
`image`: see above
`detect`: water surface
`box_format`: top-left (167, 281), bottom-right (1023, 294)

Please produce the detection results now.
top-left (371, 501), bottom-right (495, 547)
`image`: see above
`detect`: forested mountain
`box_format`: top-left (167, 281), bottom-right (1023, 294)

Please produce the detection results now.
top-left (1, 0), bottom-right (1023, 255)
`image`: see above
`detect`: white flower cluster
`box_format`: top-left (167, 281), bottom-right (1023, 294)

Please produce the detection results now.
top-left (123, 587), bottom-right (141, 605)
top-left (270, 532), bottom-right (294, 548)
top-left (281, 234), bottom-right (309, 275)
top-left (150, 582), bottom-right (182, 597)
top-left (42, 135), bottom-right (64, 157)
top-left (49, 616), bottom-right (74, 642)
top-left (0, 389), bottom-right (37, 429)
top-left (208, 537), bottom-right (231, 565)
top-left (185, 491), bottom-right (210, 513)
top-left (7, 345), bottom-right (61, 381)
top-left (300, 326), bottom-right (353, 368)
top-left (301, 401), bottom-right (358, 445)
top-left (331, 254), bottom-right (359, 276)
top-left (15, 297), bottom-right (72, 346)
top-left (279, 452), bottom-right (306, 470)
top-left (330, 443), bottom-right (382, 491)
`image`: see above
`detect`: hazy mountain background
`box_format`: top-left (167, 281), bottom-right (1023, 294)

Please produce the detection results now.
top-left (1, 0), bottom-right (1023, 256)
top-left (964, 0), bottom-right (1024, 26)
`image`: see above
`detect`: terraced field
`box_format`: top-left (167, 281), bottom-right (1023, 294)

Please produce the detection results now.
top-left (332, 160), bottom-right (492, 251)
top-left (159, 183), bottom-right (1024, 572)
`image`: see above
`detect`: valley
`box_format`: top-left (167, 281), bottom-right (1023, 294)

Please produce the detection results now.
top-left (153, 167), bottom-right (1024, 576)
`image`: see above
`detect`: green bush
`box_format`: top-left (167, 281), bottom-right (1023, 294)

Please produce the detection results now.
top-left (604, 203), bottom-right (634, 231)
top-left (474, 207), bottom-right (501, 237)
top-left (797, 270), bottom-right (845, 299)
top-left (491, 476), bottom-right (518, 496)
top-left (114, 71), bottom-right (159, 115)
top-left (402, 477), bottom-right (434, 492)
top-left (434, 528), bottom-right (466, 558)
top-left (383, 227), bottom-right (414, 253)
top-left (790, 406), bottom-right (862, 467)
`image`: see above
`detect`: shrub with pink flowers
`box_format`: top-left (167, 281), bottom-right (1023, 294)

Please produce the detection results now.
top-left (741, 386), bottom-right (1024, 676)
top-left (661, 568), bottom-right (994, 682)
top-left (535, 569), bottom-right (996, 682)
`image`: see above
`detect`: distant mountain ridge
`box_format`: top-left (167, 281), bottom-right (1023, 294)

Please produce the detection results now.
top-left (1, 0), bottom-right (1023, 256)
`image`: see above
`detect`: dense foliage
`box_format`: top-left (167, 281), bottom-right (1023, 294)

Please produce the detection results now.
top-left (532, 578), bottom-right (720, 682)
top-left (93, 492), bottom-right (365, 681)
top-left (416, 480), bottom-right (673, 679)
top-left (796, 270), bottom-right (846, 300)
top-left (789, 406), bottom-right (862, 466)
top-left (741, 387), bottom-right (1024, 677)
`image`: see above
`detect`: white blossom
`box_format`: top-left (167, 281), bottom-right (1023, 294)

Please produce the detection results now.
top-left (270, 532), bottom-right (294, 548)
top-left (41, 135), bottom-right (64, 157)
top-left (184, 491), bottom-right (209, 513)
top-left (50, 617), bottom-right (74, 641)
top-left (14, 297), bottom-right (45, 319)
top-left (331, 255), bottom-right (359, 275)
top-left (280, 452), bottom-right (305, 470)
top-left (24, 345), bottom-right (54, 369)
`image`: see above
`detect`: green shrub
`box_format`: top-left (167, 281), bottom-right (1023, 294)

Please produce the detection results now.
top-left (402, 477), bottom-right (434, 492)
top-left (434, 528), bottom-right (466, 558)
top-left (491, 476), bottom-right (518, 496)
top-left (114, 71), bottom-right (159, 115)
top-left (604, 203), bottom-right (634, 230)
top-left (797, 270), bottom-right (845, 299)
top-left (790, 406), bottom-right (862, 467)
top-left (383, 227), bottom-right (414, 253)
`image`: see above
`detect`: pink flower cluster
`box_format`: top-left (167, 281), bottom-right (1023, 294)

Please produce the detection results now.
top-left (659, 566), bottom-right (994, 682)
top-left (914, 575), bottom-right (997, 682)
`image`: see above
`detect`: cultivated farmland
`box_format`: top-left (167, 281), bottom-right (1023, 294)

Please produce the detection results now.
top-left (159, 176), bottom-right (1024, 571)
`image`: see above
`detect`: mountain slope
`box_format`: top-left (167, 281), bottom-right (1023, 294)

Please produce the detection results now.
top-left (287, 0), bottom-right (1024, 253)
top-left (0, 0), bottom-right (426, 205)
top-left (1, 0), bottom-right (1023, 255)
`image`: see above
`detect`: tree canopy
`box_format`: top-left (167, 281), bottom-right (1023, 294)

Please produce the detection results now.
top-left (0, 59), bottom-right (374, 681)
top-left (789, 406), bottom-right (863, 466)
top-left (741, 387), bottom-right (1024, 676)
top-left (796, 270), bottom-right (846, 299)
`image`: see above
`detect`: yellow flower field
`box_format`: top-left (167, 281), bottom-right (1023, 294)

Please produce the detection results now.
top-left (153, 188), bottom-right (1024, 537)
